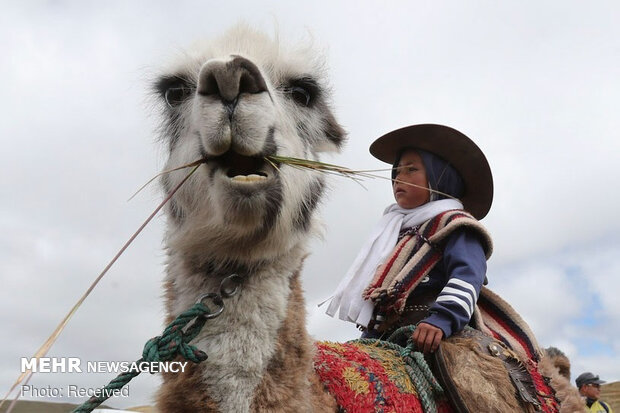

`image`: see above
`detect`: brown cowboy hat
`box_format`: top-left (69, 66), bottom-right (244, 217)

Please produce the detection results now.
top-left (369, 124), bottom-right (493, 219)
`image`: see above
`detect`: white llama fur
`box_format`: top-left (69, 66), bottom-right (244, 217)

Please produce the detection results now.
top-left (154, 24), bottom-right (345, 412)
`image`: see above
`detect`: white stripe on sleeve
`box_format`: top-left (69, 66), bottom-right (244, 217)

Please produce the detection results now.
top-left (435, 295), bottom-right (472, 317)
top-left (447, 278), bottom-right (478, 301)
top-left (440, 287), bottom-right (474, 313)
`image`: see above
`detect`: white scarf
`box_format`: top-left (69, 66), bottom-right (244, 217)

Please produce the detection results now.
top-left (324, 199), bottom-right (464, 327)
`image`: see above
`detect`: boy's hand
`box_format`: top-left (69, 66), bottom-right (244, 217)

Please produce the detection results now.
top-left (412, 322), bottom-right (444, 353)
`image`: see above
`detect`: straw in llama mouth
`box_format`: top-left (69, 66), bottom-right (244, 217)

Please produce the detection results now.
top-left (132, 155), bottom-right (456, 200)
top-left (265, 155), bottom-right (457, 200)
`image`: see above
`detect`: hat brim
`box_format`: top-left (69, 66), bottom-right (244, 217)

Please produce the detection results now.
top-left (578, 379), bottom-right (606, 388)
top-left (370, 124), bottom-right (493, 219)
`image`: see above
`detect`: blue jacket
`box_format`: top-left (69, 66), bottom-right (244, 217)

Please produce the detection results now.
top-left (362, 227), bottom-right (487, 340)
top-left (413, 227), bottom-right (487, 337)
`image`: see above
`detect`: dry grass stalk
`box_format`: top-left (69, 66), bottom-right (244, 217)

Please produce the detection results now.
top-left (267, 155), bottom-right (458, 200)
top-left (131, 155), bottom-right (458, 201)
top-left (1, 164), bottom-right (201, 411)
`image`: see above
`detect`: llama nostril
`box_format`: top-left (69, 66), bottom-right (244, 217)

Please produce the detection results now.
top-left (239, 72), bottom-right (262, 95)
top-left (202, 74), bottom-right (220, 96)
top-left (197, 56), bottom-right (268, 105)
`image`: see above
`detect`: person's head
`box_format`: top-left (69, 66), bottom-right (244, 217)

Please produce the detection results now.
top-left (392, 148), bottom-right (464, 209)
top-left (576, 372), bottom-right (606, 400)
top-left (370, 124), bottom-right (493, 219)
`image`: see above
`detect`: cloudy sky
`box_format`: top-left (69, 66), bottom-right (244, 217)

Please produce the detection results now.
top-left (1, 1), bottom-right (618, 409)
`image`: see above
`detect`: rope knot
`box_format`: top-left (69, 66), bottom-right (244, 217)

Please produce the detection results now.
top-left (142, 303), bottom-right (211, 365)
top-left (72, 288), bottom-right (234, 412)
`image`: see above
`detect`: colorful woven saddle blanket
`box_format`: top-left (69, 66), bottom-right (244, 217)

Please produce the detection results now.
top-left (314, 332), bottom-right (453, 413)
top-left (315, 288), bottom-right (561, 413)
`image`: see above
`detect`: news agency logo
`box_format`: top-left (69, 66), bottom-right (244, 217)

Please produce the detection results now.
top-left (20, 357), bottom-right (188, 373)
top-left (21, 357), bottom-right (82, 373)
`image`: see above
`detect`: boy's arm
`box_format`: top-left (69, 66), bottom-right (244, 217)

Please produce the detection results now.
top-left (423, 229), bottom-right (487, 338)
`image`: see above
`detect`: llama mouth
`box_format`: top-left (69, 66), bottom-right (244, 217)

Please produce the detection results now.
top-left (212, 151), bottom-right (274, 183)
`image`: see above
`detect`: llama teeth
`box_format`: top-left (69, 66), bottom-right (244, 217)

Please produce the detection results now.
top-left (231, 174), bottom-right (266, 183)
top-left (246, 174), bottom-right (266, 182)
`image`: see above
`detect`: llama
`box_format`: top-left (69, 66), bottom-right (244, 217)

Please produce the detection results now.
top-left (152, 25), bottom-right (579, 412)
top-left (154, 25), bottom-right (343, 412)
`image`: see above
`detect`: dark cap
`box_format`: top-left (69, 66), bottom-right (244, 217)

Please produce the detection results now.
top-left (575, 372), bottom-right (606, 388)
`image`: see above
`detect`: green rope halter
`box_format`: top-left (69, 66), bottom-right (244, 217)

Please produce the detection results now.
top-left (71, 301), bottom-right (212, 413)
top-left (72, 273), bottom-right (241, 413)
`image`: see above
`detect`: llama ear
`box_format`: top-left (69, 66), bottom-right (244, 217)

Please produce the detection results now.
top-left (317, 111), bottom-right (346, 153)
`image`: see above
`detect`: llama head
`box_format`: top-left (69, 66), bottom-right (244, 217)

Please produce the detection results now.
top-left (153, 24), bottom-right (346, 263)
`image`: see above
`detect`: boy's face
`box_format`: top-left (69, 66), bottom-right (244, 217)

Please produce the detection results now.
top-left (580, 383), bottom-right (601, 400)
top-left (393, 149), bottom-right (430, 209)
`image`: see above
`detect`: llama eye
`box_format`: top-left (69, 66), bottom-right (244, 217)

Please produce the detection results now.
top-left (289, 86), bottom-right (311, 106)
top-left (283, 77), bottom-right (320, 107)
top-left (165, 87), bottom-right (193, 107)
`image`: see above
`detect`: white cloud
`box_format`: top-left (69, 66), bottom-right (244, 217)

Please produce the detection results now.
top-left (492, 264), bottom-right (584, 335)
top-left (486, 238), bottom-right (620, 382)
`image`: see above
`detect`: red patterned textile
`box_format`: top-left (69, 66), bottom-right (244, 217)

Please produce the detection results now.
top-left (314, 341), bottom-right (425, 413)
